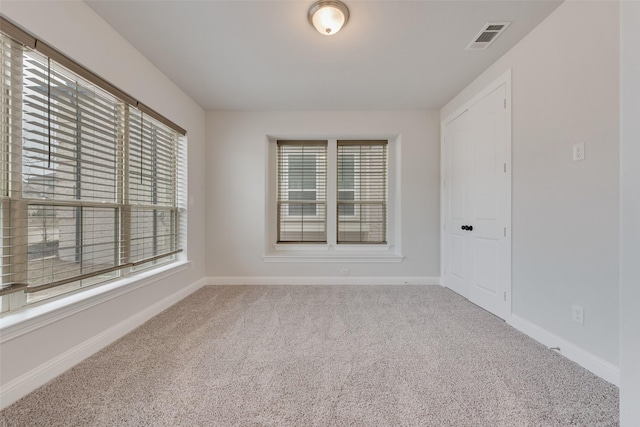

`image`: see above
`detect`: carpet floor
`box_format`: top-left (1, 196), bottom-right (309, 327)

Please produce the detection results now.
top-left (0, 285), bottom-right (619, 426)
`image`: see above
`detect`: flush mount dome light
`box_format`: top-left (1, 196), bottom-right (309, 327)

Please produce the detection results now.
top-left (308, 0), bottom-right (350, 36)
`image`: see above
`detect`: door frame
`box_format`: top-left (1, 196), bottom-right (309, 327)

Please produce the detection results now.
top-left (440, 69), bottom-right (512, 318)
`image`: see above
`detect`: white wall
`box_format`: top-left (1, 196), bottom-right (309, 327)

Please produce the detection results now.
top-left (0, 0), bottom-right (206, 405)
top-left (206, 110), bottom-right (440, 280)
top-left (442, 1), bottom-right (620, 365)
top-left (619, 1), bottom-right (640, 424)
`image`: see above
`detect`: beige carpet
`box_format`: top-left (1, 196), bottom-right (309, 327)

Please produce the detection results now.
top-left (0, 285), bottom-right (618, 426)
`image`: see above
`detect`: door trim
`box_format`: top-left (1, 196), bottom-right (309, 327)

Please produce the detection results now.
top-left (441, 69), bottom-right (512, 319)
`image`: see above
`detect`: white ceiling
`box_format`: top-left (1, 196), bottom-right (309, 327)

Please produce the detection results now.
top-left (86, 0), bottom-right (562, 111)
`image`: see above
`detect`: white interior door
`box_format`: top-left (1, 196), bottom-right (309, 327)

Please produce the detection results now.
top-left (443, 83), bottom-right (509, 319)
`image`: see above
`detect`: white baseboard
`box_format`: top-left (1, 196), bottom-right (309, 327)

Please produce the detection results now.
top-left (508, 314), bottom-right (620, 386)
top-left (0, 277), bottom-right (206, 410)
top-left (206, 276), bottom-right (440, 286)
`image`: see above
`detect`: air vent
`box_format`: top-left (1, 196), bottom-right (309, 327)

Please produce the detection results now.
top-left (466, 22), bottom-right (511, 50)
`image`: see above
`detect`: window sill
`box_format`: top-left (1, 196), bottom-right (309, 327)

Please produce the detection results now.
top-left (0, 261), bottom-right (190, 343)
top-left (264, 244), bottom-right (403, 263)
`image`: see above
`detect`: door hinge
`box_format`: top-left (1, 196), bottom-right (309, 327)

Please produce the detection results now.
top-left (504, 291), bottom-right (507, 301)
top-left (504, 163), bottom-right (506, 173)
top-left (504, 227), bottom-right (507, 237)
top-left (504, 99), bottom-right (506, 109)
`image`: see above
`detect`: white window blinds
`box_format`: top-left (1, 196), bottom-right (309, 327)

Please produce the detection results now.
top-left (21, 49), bottom-right (124, 298)
top-left (129, 107), bottom-right (180, 267)
top-left (277, 141), bottom-right (327, 243)
top-left (337, 140), bottom-right (387, 244)
top-left (0, 22), bottom-right (185, 310)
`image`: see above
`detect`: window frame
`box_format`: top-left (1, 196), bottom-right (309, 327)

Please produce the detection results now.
top-left (266, 136), bottom-right (402, 263)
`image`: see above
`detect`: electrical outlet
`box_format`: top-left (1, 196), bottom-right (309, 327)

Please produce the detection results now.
top-left (572, 305), bottom-right (584, 325)
top-left (573, 142), bottom-right (585, 161)
top-left (340, 268), bottom-right (350, 276)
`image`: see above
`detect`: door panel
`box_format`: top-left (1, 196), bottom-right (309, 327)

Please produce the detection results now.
top-left (473, 115), bottom-right (498, 220)
top-left (449, 234), bottom-right (466, 280)
top-left (473, 237), bottom-right (499, 294)
top-left (449, 118), bottom-right (468, 221)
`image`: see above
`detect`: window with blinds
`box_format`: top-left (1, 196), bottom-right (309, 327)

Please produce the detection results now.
top-left (21, 49), bottom-right (123, 302)
top-left (128, 107), bottom-right (179, 270)
top-left (277, 141), bottom-right (327, 243)
top-left (0, 21), bottom-right (186, 312)
top-left (337, 141), bottom-right (388, 244)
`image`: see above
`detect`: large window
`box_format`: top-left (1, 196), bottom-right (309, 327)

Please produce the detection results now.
top-left (0, 22), bottom-right (185, 313)
top-left (276, 139), bottom-right (387, 245)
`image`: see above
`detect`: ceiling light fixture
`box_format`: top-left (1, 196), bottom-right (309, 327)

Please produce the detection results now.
top-left (308, 0), bottom-right (350, 36)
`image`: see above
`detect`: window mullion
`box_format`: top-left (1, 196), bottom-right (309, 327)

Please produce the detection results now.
top-left (151, 125), bottom-right (158, 257)
top-left (119, 103), bottom-right (131, 275)
top-left (326, 139), bottom-right (337, 247)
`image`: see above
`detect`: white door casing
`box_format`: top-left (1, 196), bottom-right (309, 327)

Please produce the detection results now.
top-left (441, 71), bottom-right (512, 320)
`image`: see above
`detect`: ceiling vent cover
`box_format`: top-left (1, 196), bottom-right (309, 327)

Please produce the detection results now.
top-left (466, 22), bottom-right (511, 50)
